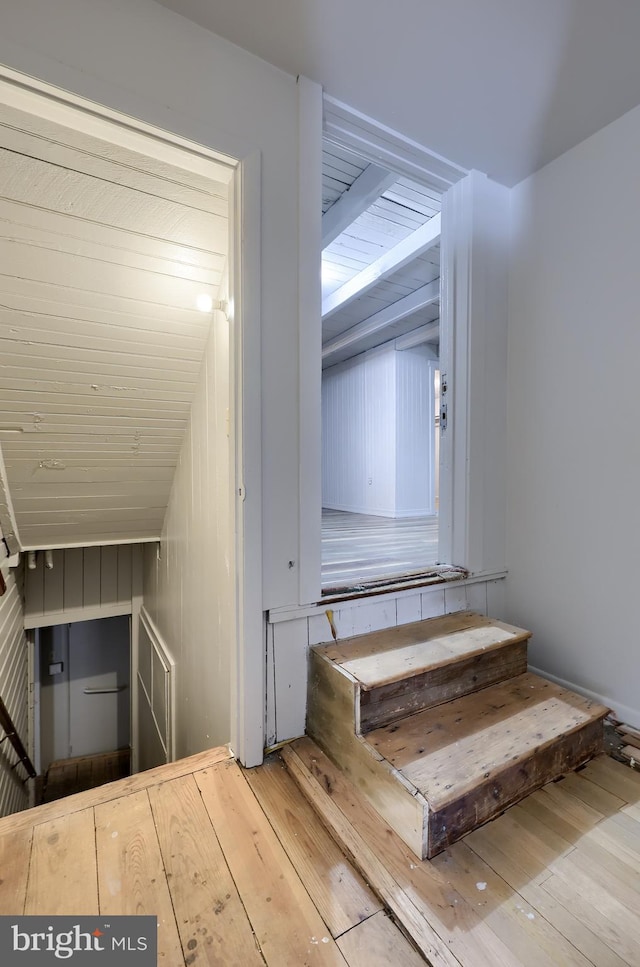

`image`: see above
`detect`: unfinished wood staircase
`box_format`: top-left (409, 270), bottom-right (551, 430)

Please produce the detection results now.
top-left (306, 610), bottom-right (608, 859)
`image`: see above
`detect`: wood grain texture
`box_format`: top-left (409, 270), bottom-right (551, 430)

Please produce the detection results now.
top-left (359, 639), bottom-right (528, 731)
top-left (335, 912), bottom-right (425, 967)
top-left (25, 809), bottom-right (98, 915)
top-left (0, 745), bottom-right (230, 837)
top-left (432, 841), bottom-right (593, 967)
top-left (149, 773), bottom-right (264, 966)
top-left (196, 759), bottom-right (347, 966)
top-left (95, 790), bottom-right (183, 963)
top-left (307, 650), bottom-right (427, 858)
top-left (367, 673), bottom-right (606, 801)
top-left (244, 755), bottom-right (382, 938)
top-left (428, 719), bottom-right (604, 856)
top-left (466, 812), bottom-right (629, 967)
top-left (284, 738), bottom-right (523, 967)
top-left (317, 612), bottom-right (529, 685)
top-left (0, 827), bottom-right (32, 914)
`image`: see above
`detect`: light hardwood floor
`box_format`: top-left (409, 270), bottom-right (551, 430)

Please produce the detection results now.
top-left (2, 743), bottom-right (638, 966)
top-left (0, 746), bottom-right (423, 966)
top-left (322, 509), bottom-right (439, 591)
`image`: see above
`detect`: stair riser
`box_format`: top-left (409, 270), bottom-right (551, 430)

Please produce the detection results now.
top-left (359, 641), bottom-right (529, 732)
top-left (427, 718), bottom-right (605, 857)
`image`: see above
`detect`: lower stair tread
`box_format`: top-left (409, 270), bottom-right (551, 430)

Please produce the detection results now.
top-left (365, 672), bottom-right (608, 811)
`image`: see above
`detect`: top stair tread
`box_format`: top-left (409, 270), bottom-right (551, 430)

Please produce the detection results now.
top-left (365, 672), bottom-right (609, 810)
top-left (316, 611), bottom-right (531, 689)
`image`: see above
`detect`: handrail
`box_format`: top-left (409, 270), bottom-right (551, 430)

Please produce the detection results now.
top-left (0, 695), bottom-right (36, 780)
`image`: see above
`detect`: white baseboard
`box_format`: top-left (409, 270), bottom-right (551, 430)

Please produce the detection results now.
top-left (528, 665), bottom-right (640, 731)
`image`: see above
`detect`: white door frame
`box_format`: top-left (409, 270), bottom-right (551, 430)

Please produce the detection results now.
top-left (300, 94), bottom-right (510, 594)
top-left (299, 92), bottom-right (467, 601)
top-left (228, 152), bottom-right (264, 767)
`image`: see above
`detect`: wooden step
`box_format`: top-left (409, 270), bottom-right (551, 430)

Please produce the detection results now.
top-left (307, 612), bottom-right (608, 859)
top-left (315, 610), bottom-right (530, 731)
top-left (364, 672), bottom-right (608, 856)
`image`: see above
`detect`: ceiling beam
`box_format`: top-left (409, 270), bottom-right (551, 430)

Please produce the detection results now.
top-left (322, 162), bottom-right (396, 248)
top-left (394, 320), bottom-right (439, 351)
top-left (322, 278), bottom-right (439, 363)
top-left (322, 211), bottom-right (441, 319)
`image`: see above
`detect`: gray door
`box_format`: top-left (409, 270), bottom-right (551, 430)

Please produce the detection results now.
top-left (68, 616), bottom-right (130, 758)
top-left (39, 615), bottom-right (130, 767)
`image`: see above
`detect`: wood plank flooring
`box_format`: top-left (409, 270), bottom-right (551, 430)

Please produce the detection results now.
top-left (2, 741), bottom-right (638, 965)
top-left (284, 739), bottom-right (640, 967)
top-left (322, 509), bottom-right (439, 590)
top-left (42, 749), bottom-right (130, 803)
top-left (0, 745), bottom-right (423, 965)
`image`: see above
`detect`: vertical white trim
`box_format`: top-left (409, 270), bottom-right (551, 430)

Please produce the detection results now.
top-left (440, 171), bottom-right (510, 573)
top-left (229, 153), bottom-right (265, 767)
top-left (129, 545), bottom-right (143, 774)
top-left (298, 76), bottom-right (323, 605)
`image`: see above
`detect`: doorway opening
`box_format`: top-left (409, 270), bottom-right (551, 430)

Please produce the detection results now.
top-left (320, 139), bottom-right (443, 593)
top-left (35, 615), bottom-right (131, 802)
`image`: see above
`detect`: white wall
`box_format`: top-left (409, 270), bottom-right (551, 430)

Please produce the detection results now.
top-left (0, 0), bottom-right (299, 613)
top-left (322, 343), bottom-right (436, 517)
top-left (507, 102), bottom-right (640, 728)
top-left (396, 347), bottom-right (437, 516)
top-left (0, 559), bottom-right (29, 815)
top-left (143, 310), bottom-right (234, 757)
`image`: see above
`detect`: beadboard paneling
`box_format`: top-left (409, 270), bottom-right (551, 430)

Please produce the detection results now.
top-left (0, 98), bottom-right (229, 547)
top-left (143, 309), bottom-right (235, 758)
top-left (0, 560), bottom-right (30, 816)
top-left (323, 343), bottom-right (437, 517)
top-left (24, 544), bottom-right (143, 628)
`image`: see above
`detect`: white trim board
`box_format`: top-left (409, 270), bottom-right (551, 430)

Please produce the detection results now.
top-left (323, 95), bottom-right (467, 192)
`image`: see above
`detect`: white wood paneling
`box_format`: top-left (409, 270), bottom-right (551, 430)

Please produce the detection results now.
top-left (0, 97), bottom-right (228, 548)
top-left (269, 577), bottom-right (502, 743)
top-left (396, 348), bottom-right (437, 516)
top-left (323, 342), bottom-right (436, 517)
top-left (24, 543), bottom-right (142, 628)
top-left (0, 558), bottom-right (30, 816)
top-left (142, 306), bottom-right (235, 759)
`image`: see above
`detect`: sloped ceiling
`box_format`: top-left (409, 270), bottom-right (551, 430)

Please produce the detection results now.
top-left (156, 0), bottom-right (640, 187)
top-left (0, 99), bottom-right (230, 549)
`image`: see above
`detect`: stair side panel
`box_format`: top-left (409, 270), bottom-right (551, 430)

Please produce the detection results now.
top-left (307, 650), bottom-right (428, 858)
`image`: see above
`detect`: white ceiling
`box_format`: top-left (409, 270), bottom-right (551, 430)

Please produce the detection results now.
top-left (155, 0), bottom-right (640, 187)
top-left (321, 142), bottom-right (441, 368)
top-left (0, 97), bottom-right (229, 549)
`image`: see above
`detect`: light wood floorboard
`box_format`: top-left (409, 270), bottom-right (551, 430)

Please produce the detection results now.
top-left (1, 741), bottom-right (637, 966)
top-left (322, 509), bottom-right (438, 590)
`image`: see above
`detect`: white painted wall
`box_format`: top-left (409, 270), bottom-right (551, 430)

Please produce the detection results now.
top-left (143, 309), bottom-right (234, 757)
top-left (0, 0), bottom-right (299, 612)
top-left (507, 102), bottom-right (640, 728)
top-left (322, 343), bottom-right (436, 517)
top-left (0, 559), bottom-right (29, 815)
